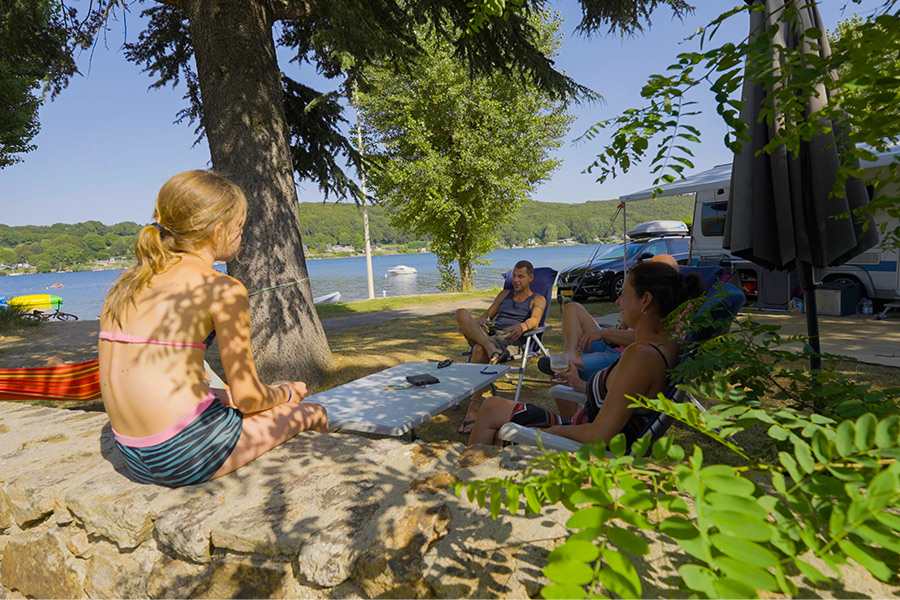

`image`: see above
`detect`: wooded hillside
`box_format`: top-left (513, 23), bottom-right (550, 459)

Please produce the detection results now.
top-left (0, 196), bottom-right (693, 272)
top-left (298, 196), bottom-right (694, 252)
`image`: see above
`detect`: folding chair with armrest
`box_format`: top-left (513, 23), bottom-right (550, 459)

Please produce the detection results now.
top-left (465, 267), bottom-right (558, 403)
top-left (499, 277), bottom-right (745, 454)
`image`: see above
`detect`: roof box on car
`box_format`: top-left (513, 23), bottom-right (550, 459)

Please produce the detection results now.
top-left (627, 220), bottom-right (688, 240)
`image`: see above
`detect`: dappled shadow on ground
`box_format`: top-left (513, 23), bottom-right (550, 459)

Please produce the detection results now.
top-left (0, 320), bottom-right (100, 368)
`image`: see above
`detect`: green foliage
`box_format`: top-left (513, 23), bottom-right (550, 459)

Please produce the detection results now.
top-left (579, 3), bottom-right (900, 247)
top-left (0, 222), bottom-right (140, 272)
top-left (0, 195), bottom-right (693, 271)
top-left (465, 0), bottom-right (693, 37)
top-left (355, 12), bottom-right (576, 290)
top-left (458, 315), bottom-right (900, 597)
top-left (0, 0), bottom-right (79, 167)
top-left (0, 305), bottom-right (41, 330)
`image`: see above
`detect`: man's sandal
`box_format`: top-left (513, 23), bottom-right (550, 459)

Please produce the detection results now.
top-left (488, 350), bottom-right (508, 365)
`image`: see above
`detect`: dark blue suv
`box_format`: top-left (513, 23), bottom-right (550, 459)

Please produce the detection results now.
top-left (557, 235), bottom-right (690, 302)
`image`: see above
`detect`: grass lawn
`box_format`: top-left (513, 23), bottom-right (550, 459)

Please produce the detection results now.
top-left (314, 288), bottom-right (503, 318)
top-left (5, 294), bottom-right (899, 456)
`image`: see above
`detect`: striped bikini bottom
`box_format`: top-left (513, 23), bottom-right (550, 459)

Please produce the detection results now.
top-left (113, 393), bottom-right (243, 488)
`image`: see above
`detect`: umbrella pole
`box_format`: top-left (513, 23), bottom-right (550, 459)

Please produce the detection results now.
top-left (798, 261), bottom-right (822, 371)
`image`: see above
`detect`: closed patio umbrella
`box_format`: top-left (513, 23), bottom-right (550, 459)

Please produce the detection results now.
top-left (723, 0), bottom-right (879, 370)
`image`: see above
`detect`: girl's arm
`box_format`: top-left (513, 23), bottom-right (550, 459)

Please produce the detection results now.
top-left (209, 276), bottom-right (297, 413)
top-left (545, 344), bottom-right (664, 445)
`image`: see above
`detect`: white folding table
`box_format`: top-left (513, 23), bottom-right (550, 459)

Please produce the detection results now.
top-left (306, 361), bottom-right (509, 438)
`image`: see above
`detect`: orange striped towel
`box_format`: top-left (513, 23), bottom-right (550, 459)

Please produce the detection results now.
top-left (0, 359), bottom-right (101, 402)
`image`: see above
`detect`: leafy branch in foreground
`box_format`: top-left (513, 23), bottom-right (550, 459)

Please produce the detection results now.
top-left (457, 317), bottom-right (900, 598)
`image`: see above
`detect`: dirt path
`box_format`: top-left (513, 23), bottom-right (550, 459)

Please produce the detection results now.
top-left (0, 297), bottom-right (495, 369)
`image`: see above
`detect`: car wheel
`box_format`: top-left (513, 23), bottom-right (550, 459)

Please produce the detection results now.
top-left (611, 274), bottom-right (625, 300)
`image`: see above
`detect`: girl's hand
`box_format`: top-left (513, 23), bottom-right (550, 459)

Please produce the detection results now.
top-left (287, 381), bottom-right (308, 402)
top-left (273, 381), bottom-right (308, 403)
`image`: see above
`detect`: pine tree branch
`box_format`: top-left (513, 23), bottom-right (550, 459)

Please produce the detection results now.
top-left (272, 0), bottom-right (316, 21)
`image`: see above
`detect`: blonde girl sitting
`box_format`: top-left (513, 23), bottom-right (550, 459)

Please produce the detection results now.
top-left (99, 170), bottom-right (327, 487)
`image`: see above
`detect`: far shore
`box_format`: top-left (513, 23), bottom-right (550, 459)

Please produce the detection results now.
top-left (0, 240), bottom-right (613, 276)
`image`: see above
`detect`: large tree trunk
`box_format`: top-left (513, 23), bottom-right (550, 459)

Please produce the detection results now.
top-left (184, 0), bottom-right (332, 385)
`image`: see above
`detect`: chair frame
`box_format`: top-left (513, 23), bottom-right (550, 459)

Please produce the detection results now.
top-left (500, 277), bottom-right (745, 454)
top-left (496, 267), bottom-right (558, 402)
top-left (462, 267), bottom-right (558, 403)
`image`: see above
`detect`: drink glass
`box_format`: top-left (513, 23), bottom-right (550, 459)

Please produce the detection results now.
top-left (549, 353), bottom-right (569, 374)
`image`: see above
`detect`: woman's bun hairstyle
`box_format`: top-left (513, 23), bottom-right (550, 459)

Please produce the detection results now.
top-left (628, 261), bottom-right (705, 318)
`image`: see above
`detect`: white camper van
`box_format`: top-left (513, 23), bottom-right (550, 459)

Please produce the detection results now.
top-left (620, 148), bottom-right (900, 308)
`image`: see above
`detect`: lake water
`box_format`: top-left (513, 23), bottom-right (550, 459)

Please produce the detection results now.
top-left (0, 244), bottom-right (609, 320)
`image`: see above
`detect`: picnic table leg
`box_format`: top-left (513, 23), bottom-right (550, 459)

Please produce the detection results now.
top-left (407, 429), bottom-right (417, 442)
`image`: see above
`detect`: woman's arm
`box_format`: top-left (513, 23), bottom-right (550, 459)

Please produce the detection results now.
top-left (209, 276), bottom-right (298, 413)
top-left (545, 344), bottom-right (666, 445)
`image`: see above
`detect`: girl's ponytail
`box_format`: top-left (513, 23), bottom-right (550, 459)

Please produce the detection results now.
top-left (103, 222), bottom-right (180, 326)
top-left (102, 170), bottom-right (247, 326)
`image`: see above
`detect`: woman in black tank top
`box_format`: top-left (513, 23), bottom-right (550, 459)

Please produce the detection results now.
top-left (468, 262), bottom-right (703, 447)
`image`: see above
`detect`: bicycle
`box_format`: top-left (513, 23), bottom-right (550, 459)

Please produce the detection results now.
top-left (22, 309), bottom-right (79, 322)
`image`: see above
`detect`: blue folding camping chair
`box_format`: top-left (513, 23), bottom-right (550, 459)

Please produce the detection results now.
top-left (500, 268), bottom-right (745, 453)
top-left (464, 267), bottom-right (558, 403)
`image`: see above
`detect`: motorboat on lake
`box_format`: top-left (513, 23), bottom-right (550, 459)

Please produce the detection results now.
top-left (313, 291), bottom-right (342, 305)
top-left (388, 265), bottom-right (417, 276)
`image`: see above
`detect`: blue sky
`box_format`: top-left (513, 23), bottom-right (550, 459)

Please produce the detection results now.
top-left (0, 1), bottom-right (880, 226)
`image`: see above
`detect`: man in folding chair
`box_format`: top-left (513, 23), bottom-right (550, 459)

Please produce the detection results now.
top-left (454, 260), bottom-right (547, 434)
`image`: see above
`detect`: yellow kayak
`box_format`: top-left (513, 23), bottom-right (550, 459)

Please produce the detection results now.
top-left (8, 294), bottom-right (63, 312)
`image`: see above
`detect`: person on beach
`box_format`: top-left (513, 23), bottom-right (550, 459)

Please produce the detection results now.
top-left (99, 170), bottom-right (327, 487)
top-left (468, 261), bottom-right (702, 447)
top-left (454, 260), bottom-right (547, 434)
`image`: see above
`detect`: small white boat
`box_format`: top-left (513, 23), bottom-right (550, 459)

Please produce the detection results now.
top-left (388, 265), bottom-right (417, 276)
top-left (313, 291), bottom-right (342, 305)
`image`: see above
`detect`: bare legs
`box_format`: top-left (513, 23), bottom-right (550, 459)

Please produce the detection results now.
top-left (455, 308), bottom-right (501, 362)
top-left (561, 302), bottom-right (600, 360)
top-left (211, 401), bottom-right (328, 479)
top-left (467, 395), bottom-right (518, 446)
top-left (557, 302), bottom-right (599, 419)
top-left (455, 308), bottom-right (501, 433)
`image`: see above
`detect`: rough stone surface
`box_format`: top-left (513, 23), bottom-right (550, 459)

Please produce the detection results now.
top-left (456, 445), bottom-right (502, 468)
top-left (0, 583), bottom-right (26, 600)
top-left (354, 503), bottom-right (452, 598)
top-left (190, 557), bottom-right (294, 599)
top-left (0, 499), bottom-right (10, 533)
top-left (145, 553), bottom-right (209, 599)
top-left (408, 441), bottom-right (455, 467)
top-left (154, 494), bottom-right (224, 563)
top-left (0, 525), bottom-right (85, 599)
top-left (83, 540), bottom-right (158, 599)
top-left (409, 472), bottom-right (459, 494)
top-left (54, 506), bottom-right (74, 526)
top-left (3, 402), bottom-right (899, 600)
top-left (66, 529), bottom-right (91, 558)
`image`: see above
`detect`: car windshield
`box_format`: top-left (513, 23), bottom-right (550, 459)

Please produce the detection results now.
top-left (592, 242), bottom-right (644, 262)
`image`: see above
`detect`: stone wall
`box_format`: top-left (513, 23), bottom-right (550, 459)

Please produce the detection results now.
top-left (0, 404), bottom-right (568, 599)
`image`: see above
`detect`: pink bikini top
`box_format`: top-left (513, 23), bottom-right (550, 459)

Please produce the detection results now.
top-left (98, 331), bottom-right (208, 349)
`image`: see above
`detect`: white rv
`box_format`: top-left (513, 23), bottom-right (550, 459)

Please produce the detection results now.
top-left (620, 148), bottom-right (900, 308)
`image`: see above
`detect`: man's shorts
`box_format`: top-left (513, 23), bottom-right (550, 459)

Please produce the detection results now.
top-left (488, 333), bottom-right (522, 356)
